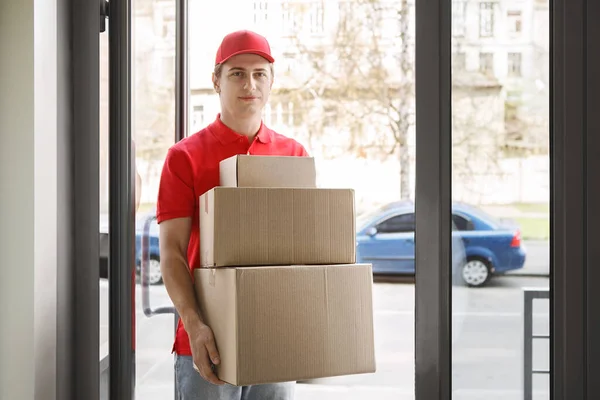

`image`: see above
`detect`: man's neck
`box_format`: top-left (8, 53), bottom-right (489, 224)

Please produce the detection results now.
top-left (220, 112), bottom-right (262, 139)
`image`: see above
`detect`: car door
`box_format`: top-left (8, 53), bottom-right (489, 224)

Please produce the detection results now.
top-left (357, 212), bottom-right (416, 274)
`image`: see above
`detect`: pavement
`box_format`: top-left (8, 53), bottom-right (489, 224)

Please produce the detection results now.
top-left (100, 273), bottom-right (550, 400)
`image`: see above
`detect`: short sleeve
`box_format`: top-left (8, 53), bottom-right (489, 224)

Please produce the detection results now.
top-left (299, 145), bottom-right (310, 157)
top-left (156, 147), bottom-right (195, 223)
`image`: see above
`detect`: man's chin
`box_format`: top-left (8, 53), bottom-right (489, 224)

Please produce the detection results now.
top-left (236, 105), bottom-right (263, 116)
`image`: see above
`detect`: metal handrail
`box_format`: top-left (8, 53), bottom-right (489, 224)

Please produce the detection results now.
top-left (140, 213), bottom-right (177, 316)
top-left (523, 287), bottom-right (550, 400)
top-left (140, 212), bottom-right (179, 399)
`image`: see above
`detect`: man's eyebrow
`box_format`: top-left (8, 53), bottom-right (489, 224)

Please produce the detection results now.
top-left (228, 67), bottom-right (268, 72)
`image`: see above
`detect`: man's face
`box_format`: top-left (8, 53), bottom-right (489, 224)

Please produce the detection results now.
top-left (213, 53), bottom-right (273, 119)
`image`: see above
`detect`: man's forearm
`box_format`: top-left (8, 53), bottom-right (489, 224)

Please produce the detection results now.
top-left (161, 255), bottom-right (205, 331)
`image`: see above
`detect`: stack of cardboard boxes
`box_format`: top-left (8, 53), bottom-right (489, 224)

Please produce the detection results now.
top-left (194, 155), bottom-right (376, 386)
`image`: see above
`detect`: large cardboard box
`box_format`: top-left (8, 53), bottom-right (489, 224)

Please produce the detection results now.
top-left (220, 155), bottom-right (317, 188)
top-left (194, 264), bottom-right (376, 386)
top-left (199, 187), bottom-right (356, 267)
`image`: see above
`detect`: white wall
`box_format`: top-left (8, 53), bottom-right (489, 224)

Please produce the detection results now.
top-left (0, 1), bottom-right (59, 399)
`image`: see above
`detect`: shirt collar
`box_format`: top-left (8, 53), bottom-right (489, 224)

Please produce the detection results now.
top-left (209, 114), bottom-right (272, 145)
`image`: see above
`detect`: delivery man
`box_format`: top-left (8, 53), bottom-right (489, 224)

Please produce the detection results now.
top-left (156, 30), bottom-right (309, 400)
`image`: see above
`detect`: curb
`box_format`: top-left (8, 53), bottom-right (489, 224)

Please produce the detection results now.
top-left (505, 272), bottom-right (549, 278)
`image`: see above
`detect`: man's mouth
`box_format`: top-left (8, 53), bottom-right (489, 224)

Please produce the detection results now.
top-left (239, 96), bottom-right (258, 101)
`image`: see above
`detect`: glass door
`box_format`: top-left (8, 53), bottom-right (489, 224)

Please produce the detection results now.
top-left (101, 0), bottom-right (186, 398)
top-left (449, 1), bottom-right (550, 399)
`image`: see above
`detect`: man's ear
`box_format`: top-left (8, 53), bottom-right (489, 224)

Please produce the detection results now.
top-left (212, 73), bottom-right (220, 93)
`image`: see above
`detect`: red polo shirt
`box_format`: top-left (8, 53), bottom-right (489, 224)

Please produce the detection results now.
top-left (156, 114), bottom-right (309, 356)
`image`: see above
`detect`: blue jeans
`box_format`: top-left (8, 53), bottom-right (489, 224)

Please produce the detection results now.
top-left (175, 355), bottom-right (295, 400)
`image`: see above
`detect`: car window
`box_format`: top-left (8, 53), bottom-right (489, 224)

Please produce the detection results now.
top-left (452, 214), bottom-right (473, 231)
top-left (376, 213), bottom-right (415, 233)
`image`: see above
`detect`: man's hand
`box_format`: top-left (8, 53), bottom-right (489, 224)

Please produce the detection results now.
top-left (188, 321), bottom-right (225, 385)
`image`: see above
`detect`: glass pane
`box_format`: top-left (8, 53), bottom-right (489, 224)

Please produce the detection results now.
top-left (131, 0), bottom-right (178, 398)
top-left (155, 0), bottom-right (417, 398)
top-left (451, 1), bottom-right (550, 399)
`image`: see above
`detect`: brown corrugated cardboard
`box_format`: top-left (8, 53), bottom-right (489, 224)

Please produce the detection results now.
top-left (199, 187), bottom-right (356, 267)
top-left (194, 264), bottom-right (376, 386)
top-left (219, 155), bottom-right (316, 188)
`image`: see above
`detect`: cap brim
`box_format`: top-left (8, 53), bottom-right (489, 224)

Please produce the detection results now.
top-left (218, 49), bottom-right (275, 65)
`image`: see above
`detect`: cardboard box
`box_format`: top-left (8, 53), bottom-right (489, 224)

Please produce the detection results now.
top-left (219, 155), bottom-right (316, 188)
top-left (200, 187), bottom-right (356, 267)
top-left (194, 264), bottom-right (376, 386)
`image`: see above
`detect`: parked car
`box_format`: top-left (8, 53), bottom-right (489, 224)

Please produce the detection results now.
top-left (356, 201), bottom-right (526, 287)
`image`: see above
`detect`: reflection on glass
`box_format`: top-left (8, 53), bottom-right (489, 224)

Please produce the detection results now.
top-left (451, 0), bottom-right (550, 399)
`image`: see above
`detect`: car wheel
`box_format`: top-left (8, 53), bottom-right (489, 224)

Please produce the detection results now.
top-left (461, 258), bottom-right (491, 288)
top-left (147, 256), bottom-right (163, 285)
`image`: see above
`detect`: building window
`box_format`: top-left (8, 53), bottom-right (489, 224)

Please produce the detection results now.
top-left (452, 1), bottom-right (467, 37)
top-left (479, 52), bottom-right (494, 74)
top-left (507, 52), bottom-right (522, 77)
top-left (281, 2), bottom-right (297, 36)
top-left (309, 1), bottom-right (325, 34)
top-left (507, 10), bottom-right (522, 36)
top-left (253, 1), bottom-right (268, 25)
top-left (479, 2), bottom-right (495, 38)
top-left (192, 105), bottom-right (204, 132)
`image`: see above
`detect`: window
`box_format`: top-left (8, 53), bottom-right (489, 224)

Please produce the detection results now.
top-left (159, 4), bottom-right (176, 41)
top-left (479, 52), bottom-right (494, 74)
top-left (479, 2), bottom-right (495, 38)
top-left (452, 1), bottom-right (467, 37)
top-left (253, 1), bottom-right (268, 25)
top-left (508, 52), bottom-right (522, 77)
top-left (192, 105), bottom-right (204, 132)
top-left (452, 214), bottom-right (474, 231)
top-left (309, 1), bottom-right (325, 34)
top-left (507, 10), bottom-right (522, 36)
top-left (376, 213), bottom-right (416, 233)
top-left (281, 2), bottom-right (297, 36)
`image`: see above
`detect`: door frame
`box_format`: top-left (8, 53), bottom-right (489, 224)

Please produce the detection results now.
top-left (67, 0), bottom-right (600, 398)
top-left (413, 0), bottom-right (600, 399)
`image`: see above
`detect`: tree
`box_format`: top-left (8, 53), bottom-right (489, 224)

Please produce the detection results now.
top-left (278, 0), bottom-right (415, 199)
top-left (132, 0), bottom-right (176, 178)
top-left (277, 0), bottom-right (512, 203)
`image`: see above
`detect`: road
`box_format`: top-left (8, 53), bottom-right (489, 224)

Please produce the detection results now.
top-left (100, 273), bottom-right (549, 400)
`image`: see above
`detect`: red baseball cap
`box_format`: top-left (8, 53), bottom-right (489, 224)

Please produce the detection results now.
top-left (215, 30), bottom-right (275, 65)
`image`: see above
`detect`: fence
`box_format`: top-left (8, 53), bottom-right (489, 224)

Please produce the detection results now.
top-left (523, 287), bottom-right (550, 400)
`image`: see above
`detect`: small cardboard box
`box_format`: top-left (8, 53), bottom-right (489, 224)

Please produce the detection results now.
top-left (194, 264), bottom-right (376, 386)
top-left (199, 187), bottom-right (356, 267)
top-left (219, 155), bottom-right (316, 188)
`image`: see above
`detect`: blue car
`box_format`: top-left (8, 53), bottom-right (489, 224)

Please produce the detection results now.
top-left (356, 201), bottom-right (526, 287)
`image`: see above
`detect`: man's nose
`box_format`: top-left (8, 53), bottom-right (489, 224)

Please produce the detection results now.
top-left (243, 76), bottom-right (257, 90)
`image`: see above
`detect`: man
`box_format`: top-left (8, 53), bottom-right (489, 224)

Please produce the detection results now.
top-left (156, 30), bottom-right (309, 400)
